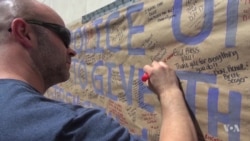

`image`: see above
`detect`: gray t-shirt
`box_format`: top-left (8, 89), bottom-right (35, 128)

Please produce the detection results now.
top-left (0, 79), bottom-right (145, 141)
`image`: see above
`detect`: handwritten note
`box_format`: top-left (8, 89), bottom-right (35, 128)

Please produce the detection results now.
top-left (144, 1), bottom-right (174, 23)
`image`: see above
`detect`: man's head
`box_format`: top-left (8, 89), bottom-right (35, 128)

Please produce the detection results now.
top-left (0, 0), bottom-right (76, 92)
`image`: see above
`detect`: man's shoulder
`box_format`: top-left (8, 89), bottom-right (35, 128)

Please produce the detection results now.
top-left (0, 79), bottom-right (39, 93)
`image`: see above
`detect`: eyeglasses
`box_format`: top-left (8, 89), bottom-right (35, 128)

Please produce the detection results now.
top-left (9, 19), bottom-right (71, 48)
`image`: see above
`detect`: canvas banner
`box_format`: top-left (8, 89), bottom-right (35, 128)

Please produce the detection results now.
top-left (46, 0), bottom-right (250, 140)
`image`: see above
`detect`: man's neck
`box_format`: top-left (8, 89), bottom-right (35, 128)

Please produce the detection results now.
top-left (0, 45), bottom-right (46, 94)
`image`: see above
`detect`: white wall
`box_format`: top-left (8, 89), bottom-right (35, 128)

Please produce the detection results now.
top-left (37, 0), bottom-right (115, 24)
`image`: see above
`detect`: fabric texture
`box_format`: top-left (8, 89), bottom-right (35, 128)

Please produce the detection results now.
top-left (0, 79), bottom-right (144, 141)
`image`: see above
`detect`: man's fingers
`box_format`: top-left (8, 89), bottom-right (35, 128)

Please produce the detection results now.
top-left (143, 65), bottom-right (151, 73)
top-left (159, 61), bottom-right (167, 68)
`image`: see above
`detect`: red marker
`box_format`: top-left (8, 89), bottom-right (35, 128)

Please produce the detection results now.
top-left (141, 52), bottom-right (174, 82)
top-left (141, 73), bottom-right (149, 82)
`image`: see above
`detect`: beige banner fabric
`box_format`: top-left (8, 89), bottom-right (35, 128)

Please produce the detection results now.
top-left (45, 0), bottom-right (250, 140)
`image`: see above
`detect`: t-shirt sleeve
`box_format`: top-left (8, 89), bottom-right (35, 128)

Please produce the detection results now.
top-left (55, 108), bottom-right (145, 141)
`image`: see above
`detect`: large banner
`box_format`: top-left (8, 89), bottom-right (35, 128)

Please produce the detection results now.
top-left (46, 0), bottom-right (250, 140)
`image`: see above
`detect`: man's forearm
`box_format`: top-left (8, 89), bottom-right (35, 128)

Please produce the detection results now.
top-left (159, 88), bottom-right (198, 141)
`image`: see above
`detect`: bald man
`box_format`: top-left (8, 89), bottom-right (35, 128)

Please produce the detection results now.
top-left (0, 0), bottom-right (198, 141)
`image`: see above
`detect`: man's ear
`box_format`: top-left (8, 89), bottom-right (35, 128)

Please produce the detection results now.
top-left (10, 18), bottom-right (33, 48)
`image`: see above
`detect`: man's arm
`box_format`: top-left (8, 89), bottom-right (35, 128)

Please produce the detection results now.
top-left (143, 61), bottom-right (198, 141)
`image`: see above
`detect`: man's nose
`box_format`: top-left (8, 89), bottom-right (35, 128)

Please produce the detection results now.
top-left (68, 48), bottom-right (77, 57)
